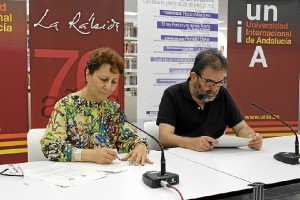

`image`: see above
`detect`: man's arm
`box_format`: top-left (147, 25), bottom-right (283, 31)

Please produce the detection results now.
top-left (232, 120), bottom-right (263, 150)
top-left (159, 123), bottom-right (218, 151)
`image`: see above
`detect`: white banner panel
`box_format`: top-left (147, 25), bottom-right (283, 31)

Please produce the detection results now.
top-left (137, 0), bottom-right (219, 125)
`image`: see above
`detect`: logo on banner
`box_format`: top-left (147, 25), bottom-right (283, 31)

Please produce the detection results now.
top-left (34, 9), bottom-right (120, 35)
top-left (0, 2), bottom-right (13, 32)
top-left (236, 4), bottom-right (293, 68)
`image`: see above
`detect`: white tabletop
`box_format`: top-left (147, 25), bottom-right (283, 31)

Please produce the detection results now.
top-left (168, 135), bottom-right (300, 185)
top-left (0, 150), bottom-right (252, 200)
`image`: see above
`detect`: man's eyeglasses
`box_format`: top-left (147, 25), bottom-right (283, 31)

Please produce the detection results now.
top-left (0, 164), bottom-right (24, 178)
top-left (195, 72), bottom-right (226, 87)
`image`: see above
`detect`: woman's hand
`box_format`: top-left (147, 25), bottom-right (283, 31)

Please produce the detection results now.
top-left (90, 148), bottom-right (118, 164)
top-left (121, 143), bottom-right (153, 166)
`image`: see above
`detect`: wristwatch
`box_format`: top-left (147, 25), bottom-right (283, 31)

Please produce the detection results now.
top-left (74, 148), bottom-right (83, 161)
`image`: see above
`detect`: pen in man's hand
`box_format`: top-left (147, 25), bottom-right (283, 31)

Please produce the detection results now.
top-left (95, 135), bottom-right (120, 160)
top-left (204, 133), bottom-right (213, 146)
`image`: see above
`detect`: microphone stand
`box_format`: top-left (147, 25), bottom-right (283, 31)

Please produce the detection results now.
top-left (125, 120), bottom-right (179, 188)
top-left (251, 102), bottom-right (300, 164)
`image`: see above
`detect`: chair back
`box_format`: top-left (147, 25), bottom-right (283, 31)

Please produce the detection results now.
top-left (143, 121), bottom-right (160, 150)
top-left (27, 129), bottom-right (48, 161)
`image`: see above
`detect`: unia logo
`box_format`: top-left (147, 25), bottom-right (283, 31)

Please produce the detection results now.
top-left (236, 4), bottom-right (288, 68)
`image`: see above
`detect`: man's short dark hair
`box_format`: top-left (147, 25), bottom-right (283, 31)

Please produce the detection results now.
top-left (191, 49), bottom-right (228, 74)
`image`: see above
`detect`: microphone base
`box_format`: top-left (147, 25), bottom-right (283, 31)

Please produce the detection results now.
top-left (142, 171), bottom-right (179, 188)
top-left (274, 152), bottom-right (300, 165)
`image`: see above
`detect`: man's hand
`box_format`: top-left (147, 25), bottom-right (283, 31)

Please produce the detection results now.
top-left (248, 132), bottom-right (263, 150)
top-left (186, 136), bottom-right (219, 152)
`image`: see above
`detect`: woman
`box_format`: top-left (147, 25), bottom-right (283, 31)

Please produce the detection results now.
top-left (41, 47), bottom-right (152, 166)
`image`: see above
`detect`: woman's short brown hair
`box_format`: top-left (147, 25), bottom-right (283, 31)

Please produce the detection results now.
top-left (85, 47), bottom-right (124, 75)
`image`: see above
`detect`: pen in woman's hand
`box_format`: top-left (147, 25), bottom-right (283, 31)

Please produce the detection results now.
top-left (95, 135), bottom-right (120, 160)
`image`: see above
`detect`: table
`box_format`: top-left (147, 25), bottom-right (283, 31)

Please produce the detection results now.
top-left (168, 135), bottom-right (300, 199)
top-left (0, 150), bottom-right (252, 200)
top-left (168, 135), bottom-right (300, 184)
top-left (2, 136), bottom-right (299, 200)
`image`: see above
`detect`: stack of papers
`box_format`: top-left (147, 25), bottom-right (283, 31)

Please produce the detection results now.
top-left (215, 135), bottom-right (251, 148)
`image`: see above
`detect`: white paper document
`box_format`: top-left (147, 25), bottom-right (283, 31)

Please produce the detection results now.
top-left (23, 160), bottom-right (129, 188)
top-left (24, 163), bottom-right (106, 187)
top-left (68, 160), bottom-right (129, 173)
top-left (215, 135), bottom-right (251, 148)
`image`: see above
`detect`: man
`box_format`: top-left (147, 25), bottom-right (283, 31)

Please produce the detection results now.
top-left (157, 49), bottom-right (262, 152)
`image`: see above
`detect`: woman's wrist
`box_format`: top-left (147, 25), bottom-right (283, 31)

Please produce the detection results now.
top-left (135, 142), bottom-right (148, 153)
top-left (136, 142), bottom-right (146, 147)
top-left (81, 149), bottom-right (93, 162)
top-left (73, 148), bottom-right (83, 161)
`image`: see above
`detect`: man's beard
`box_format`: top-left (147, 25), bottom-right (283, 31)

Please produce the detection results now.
top-left (193, 82), bottom-right (218, 102)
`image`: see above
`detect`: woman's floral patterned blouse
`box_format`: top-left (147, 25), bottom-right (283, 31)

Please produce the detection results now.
top-left (40, 93), bottom-right (147, 162)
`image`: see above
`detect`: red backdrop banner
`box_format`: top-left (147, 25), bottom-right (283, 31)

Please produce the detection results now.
top-left (29, 0), bottom-right (124, 128)
top-left (0, 1), bottom-right (28, 164)
top-left (227, 0), bottom-right (300, 136)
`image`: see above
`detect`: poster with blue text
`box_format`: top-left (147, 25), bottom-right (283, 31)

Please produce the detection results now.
top-left (137, 0), bottom-right (218, 125)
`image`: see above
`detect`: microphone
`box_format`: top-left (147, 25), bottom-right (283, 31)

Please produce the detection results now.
top-left (125, 120), bottom-right (179, 188)
top-left (251, 102), bottom-right (300, 165)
